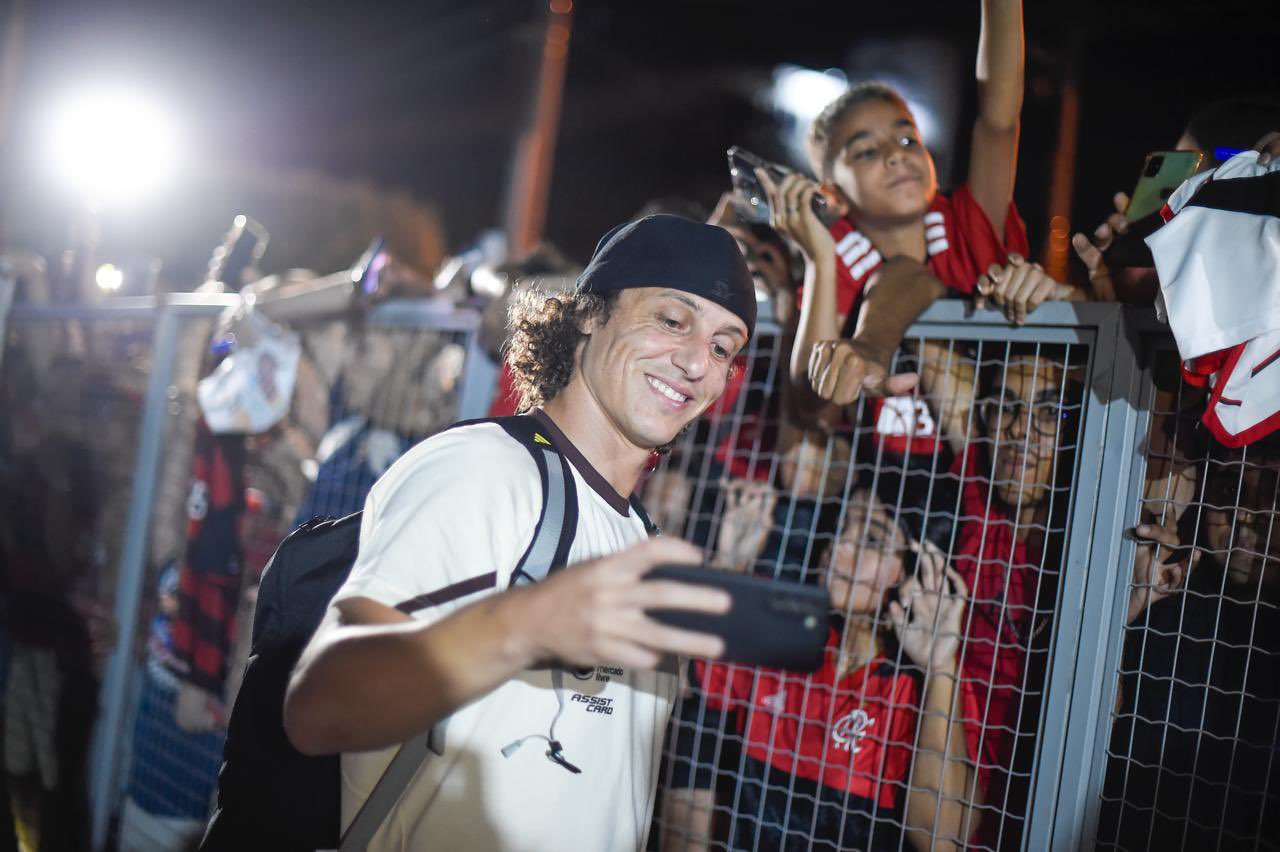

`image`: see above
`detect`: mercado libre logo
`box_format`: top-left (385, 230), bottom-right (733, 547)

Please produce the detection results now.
top-left (570, 665), bottom-right (623, 683)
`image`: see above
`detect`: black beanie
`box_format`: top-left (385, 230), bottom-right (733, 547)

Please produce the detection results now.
top-left (575, 214), bottom-right (757, 337)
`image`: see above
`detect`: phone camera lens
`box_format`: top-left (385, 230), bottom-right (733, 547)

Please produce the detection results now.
top-left (1144, 156), bottom-right (1164, 178)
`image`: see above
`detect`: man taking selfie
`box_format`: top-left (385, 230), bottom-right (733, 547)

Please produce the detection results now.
top-left (283, 214), bottom-right (756, 850)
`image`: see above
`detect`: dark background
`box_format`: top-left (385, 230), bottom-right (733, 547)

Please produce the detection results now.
top-left (5, 0), bottom-right (1279, 283)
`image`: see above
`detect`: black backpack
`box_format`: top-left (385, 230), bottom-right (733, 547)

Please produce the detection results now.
top-left (200, 415), bottom-right (599, 851)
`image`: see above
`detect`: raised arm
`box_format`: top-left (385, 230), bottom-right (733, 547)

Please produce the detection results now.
top-left (802, 257), bottom-right (943, 415)
top-left (890, 552), bottom-right (983, 851)
top-left (748, 171), bottom-right (841, 403)
top-left (284, 537), bottom-right (729, 755)
top-left (903, 662), bottom-right (983, 851)
top-left (967, 0), bottom-right (1025, 235)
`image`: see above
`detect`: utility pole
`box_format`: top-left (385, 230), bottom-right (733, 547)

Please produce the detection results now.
top-left (504, 0), bottom-right (573, 257)
top-left (0, 0), bottom-right (29, 245)
top-left (1042, 0), bottom-right (1086, 284)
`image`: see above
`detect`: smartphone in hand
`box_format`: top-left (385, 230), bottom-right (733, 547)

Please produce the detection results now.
top-left (727, 146), bottom-right (829, 224)
top-left (1124, 151), bottom-right (1203, 221)
top-left (644, 564), bottom-right (829, 671)
top-left (1103, 150), bottom-right (1204, 269)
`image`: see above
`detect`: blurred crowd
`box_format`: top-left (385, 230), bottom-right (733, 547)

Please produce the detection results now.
top-left (1, 0), bottom-right (1279, 849)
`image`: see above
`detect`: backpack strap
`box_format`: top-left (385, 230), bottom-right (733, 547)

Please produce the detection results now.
top-left (629, 493), bottom-right (658, 537)
top-left (338, 729), bottom-right (434, 851)
top-left (337, 414), bottom-right (577, 852)
top-left (495, 416), bottom-right (579, 585)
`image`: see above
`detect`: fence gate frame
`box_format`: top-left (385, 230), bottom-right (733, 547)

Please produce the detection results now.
top-left (901, 301), bottom-right (1158, 852)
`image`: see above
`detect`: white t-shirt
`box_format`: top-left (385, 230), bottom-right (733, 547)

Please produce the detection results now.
top-left (330, 412), bottom-right (676, 851)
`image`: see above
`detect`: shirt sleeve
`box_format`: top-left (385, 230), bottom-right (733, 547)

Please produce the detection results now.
top-left (795, 218), bottom-right (868, 326)
top-left (937, 184), bottom-right (1031, 295)
top-left (331, 426), bottom-right (542, 623)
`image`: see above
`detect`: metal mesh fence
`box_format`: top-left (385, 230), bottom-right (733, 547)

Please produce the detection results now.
top-left (2, 310), bottom-right (155, 852)
top-left (1094, 347), bottom-right (1280, 852)
top-left (119, 301), bottom-right (481, 844)
top-left (646, 320), bottom-right (1089, 851)
top-left (4, 297), bottom-right (1279, 851)
top-left (0, 296), bottom-right (489, 851)
top-left (111, 304), bottom-right (481, 852)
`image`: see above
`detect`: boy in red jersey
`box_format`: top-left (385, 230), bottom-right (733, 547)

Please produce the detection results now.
top-left (760, 1), bottom-right (1076, 429)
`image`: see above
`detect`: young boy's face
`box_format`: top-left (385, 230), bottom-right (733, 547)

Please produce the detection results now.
top-left (825, 98), bottom-right (938, 225)
top-left (825, 491), bottom-right (907, 615)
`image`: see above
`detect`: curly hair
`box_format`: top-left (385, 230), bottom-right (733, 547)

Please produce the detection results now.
top-left (806, 81), bottom-right (911, 182)
top-left (505, 288), bottom-right (618, 412)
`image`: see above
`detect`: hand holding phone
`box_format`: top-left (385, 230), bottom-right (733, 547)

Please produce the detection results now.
top-left (1087, 150), bottom-right (1201, 274)
top-left (644, 564), bottom-right (829, 671)
top-left (1124, 151), bottom-right (1202, 221)
top-left (727, 146), bottom-right (829, 222)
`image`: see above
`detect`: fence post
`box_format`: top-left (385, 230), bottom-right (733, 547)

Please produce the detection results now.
top-left (0, 265), bottom-right (14, 374)
top-left (457, 324), bottom-right (498, 420)
top-left (88, 304), bottom-right (182, 850)
top-left (1023, 306), bottom-right (1150, 850)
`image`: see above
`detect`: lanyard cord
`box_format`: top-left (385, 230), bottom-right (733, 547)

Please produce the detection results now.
top-left (499, 668), bottom-right (582, 774)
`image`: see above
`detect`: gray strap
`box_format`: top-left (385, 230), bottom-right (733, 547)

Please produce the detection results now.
top-left (337, 728), bottom-right (437, 851)
top-left (337, 445), bottom-right (570, 850)
top-left (512, 446), bottom-right (569, 585)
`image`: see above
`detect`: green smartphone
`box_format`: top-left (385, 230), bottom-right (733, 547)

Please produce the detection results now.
top-left (1124, 151), bottom-right (1203, 221)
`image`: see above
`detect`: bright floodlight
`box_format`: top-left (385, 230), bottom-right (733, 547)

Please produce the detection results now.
top-left (95, 263), bottom-right (123, 292)
top-left (769, 65), bottom-right (848, 128)
top-left (47, 88), bottom-right (178, 204)
top-left (767, 65), bottom-right (848, 167)
top-left (768, 64), bottom-right (940, 167)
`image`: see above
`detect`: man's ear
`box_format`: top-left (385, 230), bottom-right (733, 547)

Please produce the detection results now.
top-left (577, 310), bottom-right (605, 336)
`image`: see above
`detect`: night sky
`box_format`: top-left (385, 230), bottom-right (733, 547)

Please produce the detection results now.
top-left (6, 0), bottom-right (1279, 286)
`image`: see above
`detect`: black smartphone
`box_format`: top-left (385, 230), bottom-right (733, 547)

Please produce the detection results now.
top-left (644, 564), bottom-right (830, 671)
top-left (726, 146), bottom-right (828, 224)
top-left (209, 214), bottom-right (269, 292)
